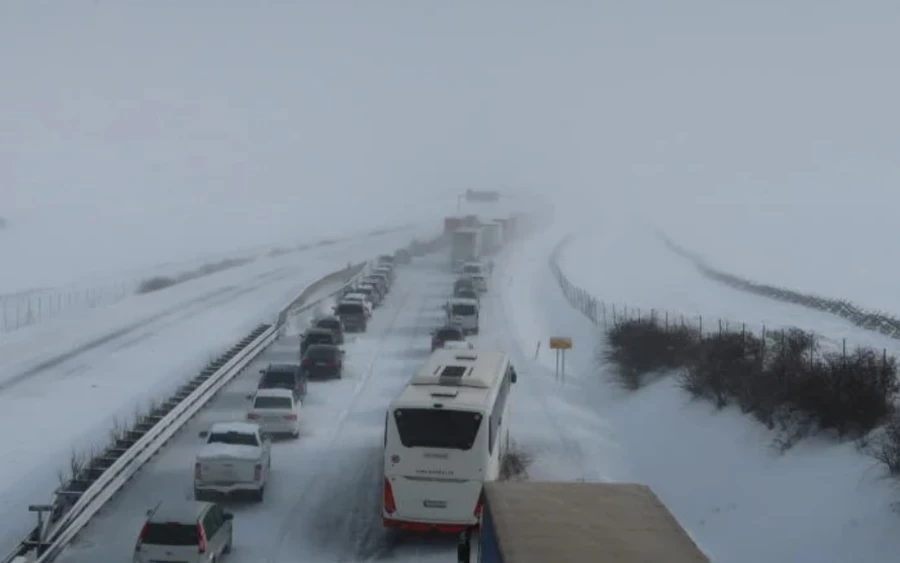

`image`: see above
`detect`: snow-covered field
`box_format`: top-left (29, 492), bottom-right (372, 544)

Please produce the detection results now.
top-left (0, 225), bottom-right (436, 557)
top-left (17, 212), bottom-right (899, 563)
top-left (519, 219), bottom-right (900, 562)
top-left (558, 215), bottom-right (900, 358)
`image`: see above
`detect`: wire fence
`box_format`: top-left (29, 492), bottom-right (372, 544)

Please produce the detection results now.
top-left (548, 233), bottom-right (900, 354)
top-left (656, 232), bottom-right (900, 341)
top-left (0, 283), bottom-right (134, 333)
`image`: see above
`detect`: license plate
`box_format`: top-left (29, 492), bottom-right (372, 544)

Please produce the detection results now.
top-left (423, 499), bottom-right (447, 508)
top-left (316, 361), bottom-right (327, 366)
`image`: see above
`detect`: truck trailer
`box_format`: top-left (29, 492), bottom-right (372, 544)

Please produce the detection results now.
top-left (450, 227), bottom-right (482, 267)
top-left (458, 481), bottom-right (710, 563)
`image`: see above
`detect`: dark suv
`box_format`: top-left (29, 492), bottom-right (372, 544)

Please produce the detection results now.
top-left (300, 327), bottom-right (338, 357)
top-left (312, 315), bottom-right (344, 344)
top-left (335, 301), bottom-right (368, 332)
top-left (301, 344), bottom-right (344, 379)
top-left (256, 363), bottom-right (308, 401)
top-left (431, 325), bottom-right (466, 351)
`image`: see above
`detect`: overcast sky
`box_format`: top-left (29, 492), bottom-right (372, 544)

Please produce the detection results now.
top-left (2, 0), bottom-right (899, 285)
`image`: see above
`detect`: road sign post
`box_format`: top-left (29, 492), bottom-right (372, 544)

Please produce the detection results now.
top-left (549, 337), bottom-right (573, 382)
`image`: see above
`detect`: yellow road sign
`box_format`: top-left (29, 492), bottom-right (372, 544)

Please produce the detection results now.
top-left (549, 337), bottom-right (572, 350)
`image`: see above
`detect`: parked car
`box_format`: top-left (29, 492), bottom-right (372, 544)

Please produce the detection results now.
top-left (470, 273), bottom-right (488, 293)
top-left (373, 264), bottom-right (395, 284)
top-left (359, 281), bottom-right (384, 306)
top-left (431, 324), bottom-right (466, 351)
top-left (446, 297), bottom-right (480, 334)
top-left (335, 301), bottom-right (368, 332)
top-left (246, 388), bottom-right (301, 438)
top-left (256, 363), bottom-right (307, 402)
top-left (340, 292), bottom-right (373, 317)
top-left (312, 315), bottom-right (345, 344)
top-left (454, 286), bottom-right (479, 301)
top-left (300, 327), bottom-right (339, 357)
top-left (454, 276), bottom-right (476, 295)
top-left (363, 274), bottom-right (389, 296)
top-left (194, 422), bottom-right (271, 502)
top-left (301, 343), bottom-right (344, 379)
top-left (134, 500), bottom-right (233, 563)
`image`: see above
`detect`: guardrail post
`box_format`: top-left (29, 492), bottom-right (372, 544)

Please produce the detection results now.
top-left (27, 505), bottom-right (53, 555)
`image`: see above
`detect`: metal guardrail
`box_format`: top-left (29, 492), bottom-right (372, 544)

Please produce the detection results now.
top-left (3, 259), bottom-right (373, 563)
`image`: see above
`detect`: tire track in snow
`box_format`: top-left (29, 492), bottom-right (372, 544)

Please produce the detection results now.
top-left (263, 273), bottom-right (423, 563)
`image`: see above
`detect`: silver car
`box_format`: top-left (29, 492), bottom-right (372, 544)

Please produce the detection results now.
top-left (134, 500), bottom-right (233, 563)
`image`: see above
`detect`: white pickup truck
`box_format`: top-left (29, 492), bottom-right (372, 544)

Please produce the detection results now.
top-left (194, 421), bottom-right (271, 502)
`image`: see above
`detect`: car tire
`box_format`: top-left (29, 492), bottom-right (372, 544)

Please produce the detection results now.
top-left (291, 430), bottom-right (300, 439)
top-left (224, 533), bottom-right (233, 554)
top-left (254, 486), bottom-right (265, 503)
top-left (193, 488), bottom-right (204, 502)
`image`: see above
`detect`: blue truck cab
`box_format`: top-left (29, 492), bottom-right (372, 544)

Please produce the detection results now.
top-left (457, 481), bottom-right (710, 563)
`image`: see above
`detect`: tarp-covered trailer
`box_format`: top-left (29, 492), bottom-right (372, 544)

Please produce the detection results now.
top-left (458, 481), bottom-right (710, 563)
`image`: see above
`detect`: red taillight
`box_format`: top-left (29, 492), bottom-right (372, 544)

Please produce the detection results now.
top-left (295, 383), bottom-right (302, 390)
top-left (302, 359), bottom-right (312, 366)
top-left (474, 489), bottom-right (485, 518)
top-left (194, 462), bottom-right (202, 480)
top-left (196, 522), bottom-right (206, 554)
top-left (135, 522), bottom-right (148, 551)
top-left (383, 477), bottom-right (396, 514)
top-left (254, 464), bottom-right (262, 481)
top-left (247, 412), bottom-right (260, 420)
top-left (283, 413), bottom-right (298, 420)
top-left (327, 359), bottom-right (337, 366)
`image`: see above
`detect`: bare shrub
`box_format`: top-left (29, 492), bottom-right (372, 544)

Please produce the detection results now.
top-left (500, 446), bottom-right (532, 480)
top-left (603, 317), bottom-right (699, 390)
top-left (136, 276), bottom-right (176, 293)
top-left (868, 412), bottom-right (900, 475)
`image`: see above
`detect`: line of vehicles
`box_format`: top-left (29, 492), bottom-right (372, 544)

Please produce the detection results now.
top-left (133, 252), bottom-right (408, 563)
top-left (382, 253), bottom-right (517, 535)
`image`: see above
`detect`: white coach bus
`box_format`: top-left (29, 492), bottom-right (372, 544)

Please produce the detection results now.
top-left (382, 348), bottom-right (518, 534)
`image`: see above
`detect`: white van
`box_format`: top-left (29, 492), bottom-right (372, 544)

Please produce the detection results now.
top-left (382, 349), bottom-right (518, 534)
top-left (446, 297), bottom-right (479, 335)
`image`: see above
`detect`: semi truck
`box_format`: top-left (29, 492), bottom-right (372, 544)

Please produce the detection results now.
top-left (457, 481), bottom-right (710, 563)
top-left (450, 227), bottom-right (482, 267)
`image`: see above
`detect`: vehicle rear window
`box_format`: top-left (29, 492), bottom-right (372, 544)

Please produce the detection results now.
top-left (207, 431), bottom-right (259, 447)
top-left (254, 396), bottom-right (293, 409)
top-left (463, 265), bottom-right (480, 274)
top-left (307, 332), bottom-right (332, 343)
top-left (142, 522), bottom-right (198, 546)
top-left (305, 345), bottom-right (337, 359)
top-left (337, 303), bottom-right (364, 315)
top-left (393, 408), bottom-right (482, 450)
top-left (316, 319), bottom-right (339, 330)
top-left (456, 291), bottom-right (477, 299)
top-left (262, 371), bottom-right (294, 385)
top-left (451, 304), bottom-right (476, 316)
top-left (437, 329), bottom-right (463, 340)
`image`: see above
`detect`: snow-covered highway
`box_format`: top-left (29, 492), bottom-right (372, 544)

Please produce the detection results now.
top-left (0, 225), bottom-right (437, 558)
top-left (55, 253), bottom-right (459, 563)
